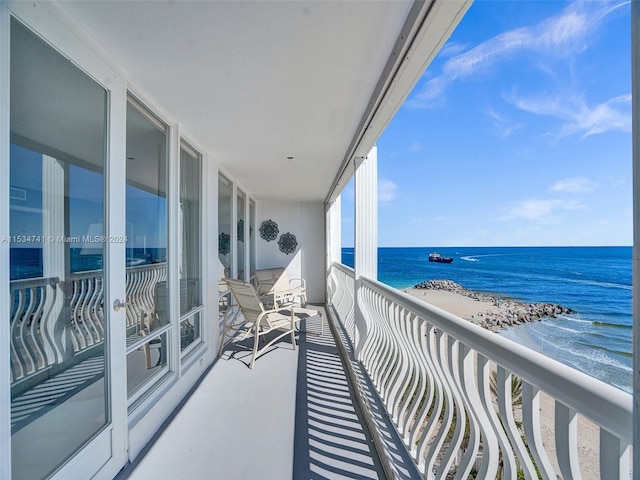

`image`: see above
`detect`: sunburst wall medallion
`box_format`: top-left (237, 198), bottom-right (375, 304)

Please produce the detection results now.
top-left (218, 232), bottom-right (231, 255)
top-left (278, 232), bottom-right (298, 255)
top-left (259, 219), bottom-right (279, 242)
top-left (237, 219), bottom-right (244, 243)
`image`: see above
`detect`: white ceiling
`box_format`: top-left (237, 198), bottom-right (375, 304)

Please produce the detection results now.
top-left (54, 0), bottom-right (467, 202)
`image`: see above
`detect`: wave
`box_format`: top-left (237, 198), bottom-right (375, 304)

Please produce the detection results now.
top-left (542, 322), bottom-right (582, 334)
top-left (561, 316), bottom-right (592, 325)
top-left (459, 253), bottom-right (520, 262)
top-left (574, 341), bottom-right (632, 358)
top-left (563, 278), bottom-right (632, 291)
top-left (592, 321), bottom-right (632, 329)
top-left (531, 333), bottom-right (634, 373)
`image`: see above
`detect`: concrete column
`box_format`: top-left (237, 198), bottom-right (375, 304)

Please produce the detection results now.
top-left (326, 195), bottom-right (342, 268)
top-left (632, 1), bottom-right (640, 475)
top-left (42, 155), bottom-right (65, 279)
top-left (325, 195), bottom-right (341, 303)
top-left (354, 146), bottom-right (378, 279)
top-left (42, 155), bottom-right (69, 362)
top-left (354, 146), bottom-right (377, 359)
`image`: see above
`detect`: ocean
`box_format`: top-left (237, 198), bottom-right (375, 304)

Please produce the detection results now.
top-left (342, 246), bottom-right (632, 393)
top-left (10, 248), bottom-right (167, 280)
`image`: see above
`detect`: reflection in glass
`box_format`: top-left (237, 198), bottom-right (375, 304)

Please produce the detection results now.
top-left (179, 144), bottom-right (202, 352)
top-left (10, 18), bottom-right (108, 479)
top-left (181, 312), bottom-right (201, 352)
top-left (218, 174), bottom-right (232, 280)
top-left (125, 98), bottom-right (170, 398)
top-left (127, 332), bottom-right (168, 397)
top-left (237, 190), bottom-right (246, 280)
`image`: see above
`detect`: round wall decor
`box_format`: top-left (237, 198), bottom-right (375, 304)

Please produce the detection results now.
top-left (237, 219), bottom-right (244, 243)
top-left (218, 232), bottom-right (231, 255)
top-left (259, 219), bottom-right (279, 242)
top-left (278, 232), bottom-right (298, 255)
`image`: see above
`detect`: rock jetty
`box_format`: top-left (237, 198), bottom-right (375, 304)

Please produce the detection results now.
top-left (413, 279), bottom-right (575, 332)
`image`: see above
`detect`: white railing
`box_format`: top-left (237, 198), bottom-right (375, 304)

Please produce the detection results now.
top-left (9, 263), bottom-right (167, 385)
top-left (125, 263), bottom-right (168, 332)
top-left (328, 263), bottom-right (632, 480)
top-left (10, 276), bottom-right (61, 384)
top-left (327, 262), bottom-right (356, 344)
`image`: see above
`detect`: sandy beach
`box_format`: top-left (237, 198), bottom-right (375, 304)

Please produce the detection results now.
top-left (404, 286), bottom-right (605, 479)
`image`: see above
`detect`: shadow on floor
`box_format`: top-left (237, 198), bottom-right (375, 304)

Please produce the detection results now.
top-left (292, 312), bottom-right (384, 480)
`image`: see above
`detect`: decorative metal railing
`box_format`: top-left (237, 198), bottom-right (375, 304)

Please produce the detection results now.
top-left (327, 263), bottom-right (632, 480)
top-left (9, 263), bottom-right (167, 385)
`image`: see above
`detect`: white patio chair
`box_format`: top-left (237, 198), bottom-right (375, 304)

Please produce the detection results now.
top-left (251, 267), bottom-right (307, 308)
top-left (219, 278), bottom-right (298, 369)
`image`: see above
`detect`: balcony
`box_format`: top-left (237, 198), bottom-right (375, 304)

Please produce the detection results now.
top-left (116, 305), bottom-right (391, 480)
top-left (107, 262), bottom-right (633, 480)
top-left (328, 263), bottom-right (632, 479)
top-left (3, 1), bottom-right (638, 479)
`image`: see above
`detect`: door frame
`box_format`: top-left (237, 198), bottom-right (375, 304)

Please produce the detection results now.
top-left (1, 2), bottom-right (129, 479)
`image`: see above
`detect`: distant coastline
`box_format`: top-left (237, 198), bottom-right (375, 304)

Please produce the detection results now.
top-left (410, 279), bottom-right (575, 332)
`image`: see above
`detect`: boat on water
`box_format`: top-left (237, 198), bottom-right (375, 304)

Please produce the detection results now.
top-left (428, 252), bottom-right (453, 264)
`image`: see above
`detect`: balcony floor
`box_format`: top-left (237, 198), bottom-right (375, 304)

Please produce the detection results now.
top-left (117, 306), bottom-right (384, 480)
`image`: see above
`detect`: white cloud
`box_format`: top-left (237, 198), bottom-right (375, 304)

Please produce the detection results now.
top-left (408, 141), bottom-right (422, 152)
top-left (549, 177), bottom-right (597, 193)
top-left (378, 179), bottom-right (397, 203)
top-left (408, 1), bottom-right (626, 108)
top-left (509, 93), bottom-right (631, 138)
top-left (504, 198), bottom-right (585, 221)
top-left (486, 107), bottom-right (524, 138)
top-left (439, 41), bottom-right (469, 59)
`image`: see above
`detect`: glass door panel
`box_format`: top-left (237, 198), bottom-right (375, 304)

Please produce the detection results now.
top-left (236, 190), bottom-right (245, 280)
top-left (218, 175), bottom-right (232, 281)
top-left (9, 18), bottom-right (109, 479)
top-left (250, 200), bottom-right (256, 278)
top-left (125, 97), bottom-right (170, 402)
top-left (179, 143), bottom-right (202, 353)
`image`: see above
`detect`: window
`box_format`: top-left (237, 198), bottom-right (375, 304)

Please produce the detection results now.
top-left (218, 174), bottom-right (232, 280)
top-left (237, 189), bottom-right (246, 280)
top-left (179, 143), bottom-right (202, 353)
top-left (125, 96), bottom-right (170, 402)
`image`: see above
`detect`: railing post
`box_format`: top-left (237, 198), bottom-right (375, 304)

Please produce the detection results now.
top-left (354, 146), bottom-right (377, 359)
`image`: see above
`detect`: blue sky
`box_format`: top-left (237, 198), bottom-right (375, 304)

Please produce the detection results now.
top-left (342, 0), bottom-right (631, 247)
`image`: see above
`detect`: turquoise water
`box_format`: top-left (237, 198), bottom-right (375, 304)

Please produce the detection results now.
top-left (342, 246), bottom-right (632, 393)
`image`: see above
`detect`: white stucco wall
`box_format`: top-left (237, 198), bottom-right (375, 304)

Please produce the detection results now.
top-left (255, 201), bottom-right (325, 304)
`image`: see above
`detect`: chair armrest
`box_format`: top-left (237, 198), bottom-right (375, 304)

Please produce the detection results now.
top-left (288, 278), bottom-right (306, 290)
top-left (257, 306), bottom-right (295, 329)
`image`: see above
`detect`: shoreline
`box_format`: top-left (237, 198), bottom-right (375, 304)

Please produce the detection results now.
top-left (404, 279), bottom-right (602, 479)
top-left (407, 279), bottom-right (574, 332)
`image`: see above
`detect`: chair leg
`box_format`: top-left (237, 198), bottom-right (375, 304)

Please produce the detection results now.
top-left (143, 344), bottom-right (151, 369)
top-left (250, 326), bottom-right (260, 369)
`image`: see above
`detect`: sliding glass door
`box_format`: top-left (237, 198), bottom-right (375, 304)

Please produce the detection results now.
top-left (8, 17), bottom-right (113, 479)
